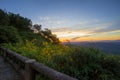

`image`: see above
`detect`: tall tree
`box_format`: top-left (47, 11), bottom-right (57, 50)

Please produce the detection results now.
top-left (0, 9), bottom-right (9, 25)
top-left (33, 24), bottom-right (42, 32)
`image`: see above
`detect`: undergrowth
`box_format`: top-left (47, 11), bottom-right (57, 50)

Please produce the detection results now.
top-left (2, 40), bottom-right (120, 80)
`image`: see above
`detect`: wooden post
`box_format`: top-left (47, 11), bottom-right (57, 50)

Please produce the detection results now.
top-left (25, 59), bottom-right (36, 80)
top-left (14, 61), bottom-right (21, 71)
top-left (3, 49), bottom-right (7, 61)
top-left (0, 47), bottom-right (2, 55)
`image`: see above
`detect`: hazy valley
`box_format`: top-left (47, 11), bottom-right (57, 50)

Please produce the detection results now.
top-left (64, 40), bottom-right (120, 55)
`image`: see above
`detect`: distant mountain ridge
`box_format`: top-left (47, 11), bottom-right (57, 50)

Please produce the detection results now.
top-left (64, 40), bottom-right (120, 55)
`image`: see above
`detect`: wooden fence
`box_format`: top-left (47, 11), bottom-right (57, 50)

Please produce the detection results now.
top-left (0, 47), bottom-right (78, 80)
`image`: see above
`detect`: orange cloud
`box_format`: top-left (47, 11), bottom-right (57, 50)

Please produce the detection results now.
top-left (51, 21), bottom-right (120, 42)
top-left (56, 30), bottom-right (120, 42)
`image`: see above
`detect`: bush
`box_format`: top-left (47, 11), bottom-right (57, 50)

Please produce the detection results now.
top-left (0, 25), bottom-right (21, 44)
top-left (52, 46), bottom-right (120, 80)
top-left (3, 41), bottom-right (120, 80)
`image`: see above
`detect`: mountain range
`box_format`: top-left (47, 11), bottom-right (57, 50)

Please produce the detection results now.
top-left (64, 40), bottom-right (120, 55)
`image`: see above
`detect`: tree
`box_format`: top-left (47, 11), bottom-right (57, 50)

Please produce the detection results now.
top-left (8, 12), bottom-right (32, 31)
top-left (41, 28), bottom-right (60, 44)
top-left (33, 24), bottom-right (42, 32)
top-left (0, 25), bottom-right (21, 44)
top-left (0, 9), bottom-right (9, 25)
top-left (0, 9), bottom-right (61, 44)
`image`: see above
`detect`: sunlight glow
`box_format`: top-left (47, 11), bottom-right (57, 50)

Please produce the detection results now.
top-left (53, 32), bottom-right (90, 38)
top-left (53, 30), bottom-right (120, 42)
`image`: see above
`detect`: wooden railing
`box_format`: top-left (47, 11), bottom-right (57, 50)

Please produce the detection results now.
top-left (0, 47), bottom-right (78, 80)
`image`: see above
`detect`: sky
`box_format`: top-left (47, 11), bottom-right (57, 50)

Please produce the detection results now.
top-left (0, 0), bottom-right (120, 42)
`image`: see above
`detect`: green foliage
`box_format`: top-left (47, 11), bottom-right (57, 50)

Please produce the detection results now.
top-left (0, 25), bottom-right (21, 44)
top-left (0, 9), bottom-right (34, 41)
top-left (0, 9), bottom-right (32, 31)
top-left (8, 12), bottom-right (32, 31)
top-left (52, 46), bottom-right (120, 80)
top-left (3, 41), bottom-right (120, 80)
top-left (0, 9), bottom-right (10, 25)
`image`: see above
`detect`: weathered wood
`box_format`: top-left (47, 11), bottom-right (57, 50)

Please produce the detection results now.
top-left (32, 62), bottom-right (77, 80)
top-left (6, 49), bottom-right (29, 63)
top-left (0, 47), bottom-right (78, 80)
top-left (0, 47), bottom-right (29, 62)
top-left (3, 49), bottom-right (7, 61)
top-left (25, 59), bottom-right (36, 80)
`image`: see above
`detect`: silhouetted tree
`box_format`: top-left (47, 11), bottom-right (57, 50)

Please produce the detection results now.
top-left (41, 28), bottom-right (60, 44)
top-left (8, 12), bottom-right (32, 31)
top-left (33, 24), bottom-right (42, 32)
top-left (0, 9), bottom-right (9, 25)
top-left (0, 9), bottom-right (61, 44)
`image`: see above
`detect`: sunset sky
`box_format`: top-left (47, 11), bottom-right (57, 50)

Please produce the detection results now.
top-left (0, 0), bottom-right (120, 42)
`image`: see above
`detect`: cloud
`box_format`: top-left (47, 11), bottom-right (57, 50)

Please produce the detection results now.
top-left (93, 21), bottom-right (120, 34)
top-left (71, 35), bottom-right (92, 41)
top-left (34, 16), bottom-right (120, 42)
top-left (53, 30), bottom-right (92, 39)
top-left (51, 27), bottom-right (72, 32)
top-left (68, 19), bottom-right (119, 32)
top-left (50, 19), bottom-right (105, 34)
top-left (39, 16), bottom-right (50, 21)
top-left (34, 17), bottom-right (105, 33)
top-left (71, 37), bottom-right (81, 40)
top-left (78, 19), bottom-right (100, 25)
top-left (52, 20), bottom-right (120, 42)
top-left (34, 16), bottom-right (68, 29)
top-left (68, 20), bottom-right (120, 35)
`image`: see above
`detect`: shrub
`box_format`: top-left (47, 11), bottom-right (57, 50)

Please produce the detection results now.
top-left (3, 42), bottom-right (120, 80)
top-left (0, 25), bottom-right (21, 44)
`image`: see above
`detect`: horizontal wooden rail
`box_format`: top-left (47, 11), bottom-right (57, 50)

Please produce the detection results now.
top-left (0, 47), bottom-right (78, 80)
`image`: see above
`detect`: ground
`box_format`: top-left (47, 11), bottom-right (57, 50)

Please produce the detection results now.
top-left (0, 56), bottom-right (22, 80)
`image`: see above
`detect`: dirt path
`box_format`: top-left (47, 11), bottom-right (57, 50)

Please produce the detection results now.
top-left (0, 56), bottom-right (22, 80)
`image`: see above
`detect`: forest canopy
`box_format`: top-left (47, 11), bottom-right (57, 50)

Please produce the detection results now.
top-left (0, 9), bottom-right (60, 44)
